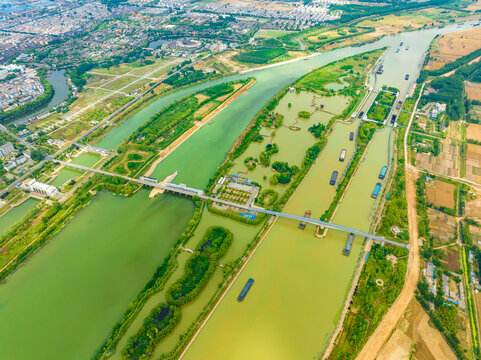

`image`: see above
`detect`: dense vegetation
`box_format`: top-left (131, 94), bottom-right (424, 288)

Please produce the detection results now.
top-left (130, 81), bottom-right (245, 149)
top-left (233, 48), bottom-right (287, 64)
top-left (308, 122), bottom-right (326, 138)
top-left (330, 244), bottom-right (408, 360)
top-left (122, 226), bottom-right (232, 360)
top-left (164, 66), bottom-right (216, 87)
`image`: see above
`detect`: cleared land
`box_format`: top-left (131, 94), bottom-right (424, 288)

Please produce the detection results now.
top-left (425, 26), bottom-right (481, 70)
top-left (425, 179), bottom-right (456, 209)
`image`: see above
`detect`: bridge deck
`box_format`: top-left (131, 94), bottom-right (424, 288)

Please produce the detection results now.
top-left (54, 160), bottom-right (409, 249)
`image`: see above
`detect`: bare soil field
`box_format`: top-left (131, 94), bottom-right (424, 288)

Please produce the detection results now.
top-left (469, 224), bottom-right (481, 247)
top-left (466, 123), bottom-right (481, 142)
top-left (466, 190), bottom-right (481, 221)
top-left (466, 143), bottom-right (481, 183)
top-left (415, 141), bottom-right (459, 177)
top-left (425, 27), bottom-right (481, 70)
top-left (466, 81), bottom-right (481, 101)
top-left (425, 179), bottom-right (456, 209)
top-left (376, 300), bottom-right (457, 360)
top-left (428, 208), bottom-right (457, 245)
top-left (439, 245), bottom-right (460, 272)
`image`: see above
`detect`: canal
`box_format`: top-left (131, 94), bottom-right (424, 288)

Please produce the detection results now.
top-left (0, 21), bottom-right (476, 360)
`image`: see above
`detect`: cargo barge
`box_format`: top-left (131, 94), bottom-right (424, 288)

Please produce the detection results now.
top-left (371, 182), bottom-right (382, 199)
top-left (343, 233), bottom-right (354, 256)
top-left (238, 278), bottom-right (255, 302)
top-left (405, 74), bottom-right (409, 80)
top-left (339, 149), bottom-right (346, 162)
top-left (379, 166), bottom-right (388, 179)
top-left (298, 210), bottom-right (311, 230)
top-left (349, 132), bottom-right (354, 141)
top-left (330, 171), bottom-right (338, 185)
top-left (396, 100), bottom-right (403, 110)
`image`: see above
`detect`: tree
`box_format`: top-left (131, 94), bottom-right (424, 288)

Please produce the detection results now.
top-left (30, 150), bottom-right (45, 162)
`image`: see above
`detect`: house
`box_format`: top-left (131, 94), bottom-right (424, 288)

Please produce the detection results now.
top-left (19, 179), bottom-right (58, 197)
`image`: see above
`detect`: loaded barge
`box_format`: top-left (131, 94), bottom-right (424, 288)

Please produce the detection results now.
top-left (339, 149), bottom-right (346, 162)
top-left (343, 233), bottom-right (354, 256)
top-left (330, 171), bottom-right (338, 185)
top-left (238, 278), bottom-right (255, 302)
top-left (298, 210), bottom-right (311, 230)
top-left (371, 182), bottom-right (382, 199)
top-left (379, 166), bottom-right (388, 179)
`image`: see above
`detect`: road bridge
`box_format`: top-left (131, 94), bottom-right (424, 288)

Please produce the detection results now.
top-left (53, 160), bottom-right (408, 249)
top-left (252, 208), bottom-right (408, 249)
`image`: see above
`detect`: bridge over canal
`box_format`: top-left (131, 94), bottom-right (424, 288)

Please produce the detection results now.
top-left (53, 160), bottom-right (409, 249)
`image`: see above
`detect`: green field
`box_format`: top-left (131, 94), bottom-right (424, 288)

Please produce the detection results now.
top-left (234, 48), bottom-right (287, 64)
top-left (255, 29), bottom-right (291, 39)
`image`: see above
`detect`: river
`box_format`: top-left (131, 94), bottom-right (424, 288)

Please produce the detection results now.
top-left (9, 70), bottom-right (70, 126)
top-left (0, 21), bottom-right (476, 360)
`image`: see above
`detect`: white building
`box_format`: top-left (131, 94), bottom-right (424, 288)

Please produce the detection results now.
top-left (3, 154), bottom-right (27, 171)
top-left (19, 179), bottom-right (58, 197)
top-left (0, 142), bottom-right (15, 157)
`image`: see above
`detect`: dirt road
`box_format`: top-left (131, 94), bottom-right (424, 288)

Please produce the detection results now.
top-left (356, 85), bottom-right (424, 360)
top-left (355, 169), bottom-right (420, 360)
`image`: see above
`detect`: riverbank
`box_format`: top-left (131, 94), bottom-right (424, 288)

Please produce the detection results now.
top-left (143, 79), bottom-right (256, 178)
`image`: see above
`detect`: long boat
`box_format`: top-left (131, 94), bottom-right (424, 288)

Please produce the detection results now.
top-left (378, 166), bottom-right (388, 180)
top-left (238, 278), bottom-right (255, 302)
top-left (343, 233), bottom-right (354, 256)
top-left (330, 171), bottom-right (338, 185)
top-left (339, 149), bottom-right (347, 162)
top-left (371, 182), bottom-right (382, 199)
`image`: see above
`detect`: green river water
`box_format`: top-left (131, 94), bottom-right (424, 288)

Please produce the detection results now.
top-left (0, 22), bottom-right (476, 360)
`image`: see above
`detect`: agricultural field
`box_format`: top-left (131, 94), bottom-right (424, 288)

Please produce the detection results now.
top-left (466, 81), bottom-right (481, 101)
top-left (466, 143), bottom-right (481, 183)
top-left (438, 245), bottom-right (461, 271)
top-left (425, 178), bottom-right (456, 210)
top-left (376, 300), bottom-right (458, 360)
top-left (466, 189), bottom-right (481, 221)
top-left (415, 140), bottom-right (459, 176)
top-left (466, 123), bottom-right (481, 142)
top-left (425, 26), bottom-right (481, 70)
top-left (428, 208), bottom-right (458, 246)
